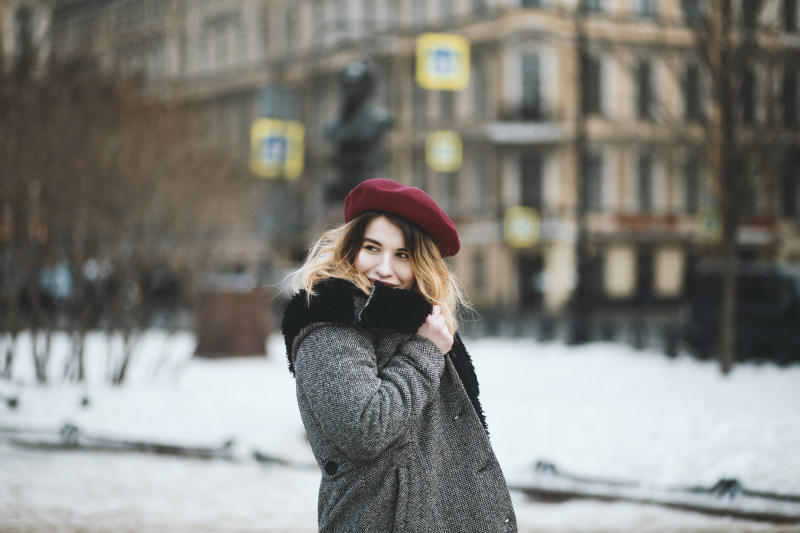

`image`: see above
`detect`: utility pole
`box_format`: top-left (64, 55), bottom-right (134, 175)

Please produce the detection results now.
top-left (568, 2), bottom-right (591, 345)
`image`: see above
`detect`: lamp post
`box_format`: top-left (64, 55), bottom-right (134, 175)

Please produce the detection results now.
top-left (568, 3), bottom-right (592, 345)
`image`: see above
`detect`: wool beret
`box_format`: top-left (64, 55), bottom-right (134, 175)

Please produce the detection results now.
top-left (344, 178), bottom-right (460, 257)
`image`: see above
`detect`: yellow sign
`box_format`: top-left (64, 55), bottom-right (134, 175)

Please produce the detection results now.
top-left (696, 206), bottom-right (722, 243)
top-left (250, 119), bottom-right (305, 179)
top-left (416, 33), bottom-right (470, 91)
top-left (504, 206), bottom-right (540, 248)
top-left (425, 131), bottom-right (462, 173)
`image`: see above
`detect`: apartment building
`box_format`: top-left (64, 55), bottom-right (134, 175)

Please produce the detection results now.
top-left (45, 0), bottom-right (800, 317)
top-left (0, 0), bottom-right (51, 72)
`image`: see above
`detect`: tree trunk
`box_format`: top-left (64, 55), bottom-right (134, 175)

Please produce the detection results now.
top-left (718, 226), bottom-right (738, 375)
top-left (31, 329), bottom-right (49, 384)
top-left (709, 0), bottom-right (738, 375)
top-left (1, 339), bottom-right (14, 380)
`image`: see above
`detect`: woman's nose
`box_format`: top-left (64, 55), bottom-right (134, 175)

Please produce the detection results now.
top-left (375, 254), bottom-right (392, 276)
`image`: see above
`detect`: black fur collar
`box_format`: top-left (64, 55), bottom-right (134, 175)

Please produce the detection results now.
top-left (280, 278), bottom-right (488, 433)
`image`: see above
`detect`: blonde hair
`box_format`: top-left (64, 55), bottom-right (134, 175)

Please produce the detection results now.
top-left (292, 211), bottom-right (470, 333)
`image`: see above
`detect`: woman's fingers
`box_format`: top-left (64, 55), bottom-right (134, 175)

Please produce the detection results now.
top-left (416, 305), bottom-right (453, 354)
top-left (428, 313), bottom-right (445, 328)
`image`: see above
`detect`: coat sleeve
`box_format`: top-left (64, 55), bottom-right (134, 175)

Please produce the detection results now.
top-left (293, 323), bottom-right (445, 462)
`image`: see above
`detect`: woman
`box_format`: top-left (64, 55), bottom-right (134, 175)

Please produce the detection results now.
top-left (282, 178), bottom-right (517, 532)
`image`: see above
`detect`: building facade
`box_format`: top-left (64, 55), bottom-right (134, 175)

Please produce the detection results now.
top-left (1, 0), bottom-right (51, 72)
top-left (46, 0), bottom-right (800, 319)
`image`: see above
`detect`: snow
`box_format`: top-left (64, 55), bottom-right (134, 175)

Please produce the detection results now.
top-left (1, 330), bottom-right (799, 532)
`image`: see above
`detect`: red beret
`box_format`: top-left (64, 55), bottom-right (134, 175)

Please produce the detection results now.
top-left (344, 178), bottom-right (460, 257)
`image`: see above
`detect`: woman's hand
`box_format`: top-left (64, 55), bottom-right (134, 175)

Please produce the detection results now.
top-left (416, 305), bottom-right (454, 355)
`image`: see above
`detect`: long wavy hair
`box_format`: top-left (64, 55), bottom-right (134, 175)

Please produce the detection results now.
top-left (292, 211), bottom-right (469, 333)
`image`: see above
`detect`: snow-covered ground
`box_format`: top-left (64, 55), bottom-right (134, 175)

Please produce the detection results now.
top-left (1, 330), bottom-right (799, 532)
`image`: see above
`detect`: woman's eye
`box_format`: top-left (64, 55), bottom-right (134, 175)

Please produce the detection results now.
top-left (397, 252), bottom-right (409, 259)
top-left (364, 245), bottom-right (378, 252)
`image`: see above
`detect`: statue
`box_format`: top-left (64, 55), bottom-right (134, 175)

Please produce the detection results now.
top-left (326, 59), bottom-right (394, 202)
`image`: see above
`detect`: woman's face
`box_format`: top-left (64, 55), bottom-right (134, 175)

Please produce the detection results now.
top-left (354, 216), bottom-right (416, 290)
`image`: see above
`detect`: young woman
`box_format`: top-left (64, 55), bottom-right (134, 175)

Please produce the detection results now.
top-left (282, 178), bottom-right (517, 532)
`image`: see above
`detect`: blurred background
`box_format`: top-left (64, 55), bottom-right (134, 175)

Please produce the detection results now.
top-left (1, 0), bottom-right (800, 531)
top-left (2, 0), bottom-right (800, 369)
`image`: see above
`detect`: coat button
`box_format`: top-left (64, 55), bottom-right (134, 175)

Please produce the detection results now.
top-left (324, 461), bottom-right (338, 475)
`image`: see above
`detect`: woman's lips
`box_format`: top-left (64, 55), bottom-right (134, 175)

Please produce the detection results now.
top-left (370, 279), bottom-right (396, 288)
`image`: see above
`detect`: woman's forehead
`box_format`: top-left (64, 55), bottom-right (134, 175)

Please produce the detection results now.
top-left (363, 216), bottom-right (407, 248)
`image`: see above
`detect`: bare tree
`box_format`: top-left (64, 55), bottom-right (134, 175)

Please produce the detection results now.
top-left (0, 53), bottom-right (259, 385)
top-left (687, 0), bottom-right (792, 374)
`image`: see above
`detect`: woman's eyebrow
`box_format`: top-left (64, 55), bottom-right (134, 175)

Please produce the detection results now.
top-left (363, 237), bottom-right (408, 252)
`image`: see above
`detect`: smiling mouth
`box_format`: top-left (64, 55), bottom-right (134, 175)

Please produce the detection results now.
top-left (370, 279), bottom-right (396, 288)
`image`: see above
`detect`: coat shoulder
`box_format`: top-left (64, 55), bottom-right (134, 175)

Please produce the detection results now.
top-left (281, 279), bottom-right (362, 374)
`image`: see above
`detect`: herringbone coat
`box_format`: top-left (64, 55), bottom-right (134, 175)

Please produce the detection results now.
top-left (282, 279), bottom-right (518, 532)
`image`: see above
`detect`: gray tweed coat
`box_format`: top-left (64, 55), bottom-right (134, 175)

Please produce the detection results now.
top-left (282, 279), bottom-right (517, 532)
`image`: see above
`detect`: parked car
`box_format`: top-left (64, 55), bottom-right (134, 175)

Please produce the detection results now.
top-left (681, 263), bottom-right (800, 364)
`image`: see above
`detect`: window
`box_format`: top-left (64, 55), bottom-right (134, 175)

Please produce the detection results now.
top-left (519, 255), bottom-right (544, 308)
top-left (440, 91), bottom-right (454, 124)
top-left (336, 0), bottom-right (348, 36)
top-left (472, 52), bottom-right (487, 119)
top-left (144, 38), bottom-right (166, 79)
top-left (582, 0), bottom-right (603, 13)
top-left (636, 0), bottom-right (657, 18)
top-left (781, 155), bottom-right (799, 216)
top-left (522, 0), bottom-right (542, 7)
top-left (204, 15), bottom-right (239, 68)
top-left (363, 0), bottom-right (375, 36)
top-left (636, 60), bottom-right (653, 120)
top-left (387, 0), bottom-right (399, 30)
top-left (413, 0), bottom-right (425, 30)
top-left (382, 65), bottom-right (397, 120)
top-left (441, 0), bottom-right (454, 24)
top-left (786, 0), bottom-right (798, 31)
top-left (636, 250), bottom-right (654, 306)
top-left (469, 152), bottom-right (490, 212)
top-left (741, 0), bottom-right (760, 30)
top-left (684, 154), bottom-right (701, 214)
top-left (13, 7), bottom-right (34, 71)
top-left (585, 248), bottom-right (605, 302)
top-left (581, 53), bottom-right (603, 115)
top-left (258, 86), bottom-right (298, 120)
top-left (741, 160), bottom-right (760, 215)
top-left (684, 63), bottom-right (703, 121)
top-left (638, 155), bottom-right (653, 212)
top-left (441, 172), bottom-right (459, 213)
top-left (740, 68), bottom-right (756, 125)
top-left (681, 0), bottom-right (702, 26)
top-left (413, 63), bottom-right (427, 127)
top-left (582, 152), bottom-right (603, 211)
top-left (473, 252), bottom-right (487, 292)
top-left (309, 85), bottom-right (322, 140)
top-left (285, 6), bottom-right (297, 55)
top-left (782, 172), bottom-right (798, 217)
top-left (258, 4), bottom-right (269, 58)
top-left (783, 69), bottom-right (798, 127)
top-left (313, 3), bottom-right (324, 49)
top-left (520, 154), bottom-right (543, 210)
top-left (521, 54), bottom-right (542, 120)
top-left (413, 153), bottom-right (427, 191)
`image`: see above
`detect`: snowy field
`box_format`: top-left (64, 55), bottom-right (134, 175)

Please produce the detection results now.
top-left (1, 330), bottom-right (799, 533)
